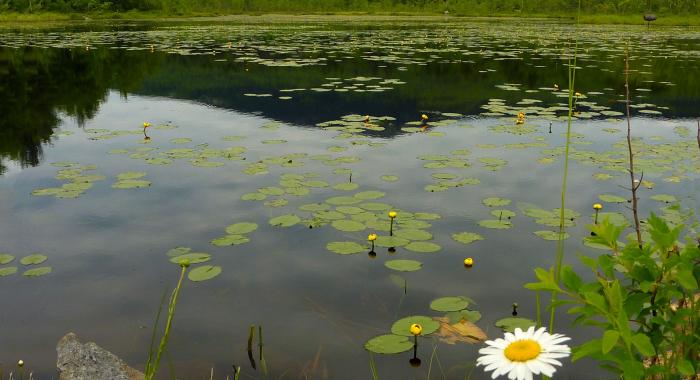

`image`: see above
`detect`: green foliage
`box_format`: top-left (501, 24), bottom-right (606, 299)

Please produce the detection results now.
top-left (526, 215), bottom-right (700, 379)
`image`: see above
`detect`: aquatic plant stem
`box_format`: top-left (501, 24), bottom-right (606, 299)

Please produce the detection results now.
top-left (146, 265), bottom-right (187, 380)
top-left (549, 0), bottom-right (581, 334)
top-left (624, 46), bottom-right (643, 248)
top-left (696, 119), bottom-right (699, 151)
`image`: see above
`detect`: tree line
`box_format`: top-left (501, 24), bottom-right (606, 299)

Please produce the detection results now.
top-left (1, 0), bottom-right (698, 14)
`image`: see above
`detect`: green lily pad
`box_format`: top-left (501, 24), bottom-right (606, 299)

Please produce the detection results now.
top-left (336, 206), bottom-right (365, 215)
top-left (0, 254), bottom-right (15, 264)
top-left (360, 202), bottom-right (392, 211)
top-left (326, 241), bottom-right (367, 255)
top-left (188, 265), bottom-right (222, 282)
top-left (23, 267), bottom-right (52, 277)
top-left (331, 220), bottom-right (366, 232)
top-left (32, 188), bottom-right (63, 196)
top-left (385, 259), bottom-right (422, 272)
top-left (534, 230), bottom-right (570, 241)
top-left (117, 172), bottom-right (146, 180)
top-left (225, 222), bottom-right (258, 235)
top-left (391, 316), bottom-right (440, 337)
top-left (354, 191), bottom-right (386, 200)
top-left (264, 198), bottom-right (288, 208)
top-left (598, 194), bottom-right (627, 203)
top-left (211, 235), bottom-right (250, 246)
top-left (170, 138), bottom-right (192, 144)
top-left (375, 236), bottom-right (410, 248)
top-left (404, 242), bottom-right (441, 253)
top-left (326, 196), bottom-right (362, 205)
top-left (269, 214), bottom-right (301, 227)
top-left (478, 220), bottom-right (513, 229)
top-left (650, 194), bottom-right (678, 203)
top-left (259, 187), bottom-right (285, 196)
top-left (495, 317), bottom-right (536, 333)
top-left (20, 254), bottom-right (48, 265)
top-left (452, 232), bottom-right (484, 245)
top-left (364, 334), bottom-right (414, 354)
top-left (299, 203), bottom-right (330, 212)
top-left (0, 267), bottom-right (18, 276)
top-left (414, 213), bottom-right (441, 220)
top-left (112, 180), bottom-right (151, 189)
top-left (241, 192), bottom-right (267, 201)
top-left (482, 197), bottom-right (511, 207)
top-left (166, 247), bottom-right (191, 257)
top-left (393, 229), bottom-right (433, 241)
top-left (430, 296), bottom-right (471, 312)
top-left (169, 253), bottom-right (211, 265)
top-left (490, 209), bottom-right (516, 219)
top-left (333, 183), bottom-right (359, 191)
top-left (381, 175), bottom-right (399, 182)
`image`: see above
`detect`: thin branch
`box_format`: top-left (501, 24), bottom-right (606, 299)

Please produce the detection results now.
top-left (624, 46), bottom-right (643, 249)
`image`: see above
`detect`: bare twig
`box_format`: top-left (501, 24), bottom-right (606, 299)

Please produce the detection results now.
top-left (624, 47), bottom-right (643, 248)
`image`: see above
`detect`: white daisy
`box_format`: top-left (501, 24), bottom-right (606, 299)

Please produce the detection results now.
top-left (476, 326), bottom-right (571, 380)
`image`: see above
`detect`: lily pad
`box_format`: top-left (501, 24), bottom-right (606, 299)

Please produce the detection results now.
top-left (650, 194), bottom-right (678, 203)
top-left (117, 172), bottom-right (147, 180)
top-left (333, 183), bottom-right (359, 191)
top-left (404, 242), bottom-right (441, 253)
top-left (495, 317), bottom-right (536, 333)
top-left (430, 296), bottom-right (471, 312)
top-left (393, 229), bottom-right (433, 241)
top-left (225, 222), bottom-right (258, 235)
top-left (354, 191), bottom-right (386, 200)
top-left (331, 220), bottom-right (366, 232)
top-left (391, 316), bottom-right (440, 337)
top-left (20, 254), bottom-right (48, 265)
top-left (188, 265), bottom-right (222, 282)
top-left (452, 232), bottom-right (484, 245)
top-left (598, 194), bottom-right (627, 203)
top-left (326, 241), bottom-right (366, 255)
top-left (534, 230), bottom-right (570, 241)
top-left (0, 254), bottom-right (15, 264)
top-left (211, 235), bottom-right (250, 246)
top-left (482, 197), bottom-right (511, 207)
top-left (381, 175), bottom-right (399, 182)
top-left (112, 180), bottom-right (151, 189)
top-left (0, 267), bottom-right (18, 276)
top-left (269, 214), bottom-right (301, 227)
top-left (169, 253), bottom-right (211, 265)
top-left (326, 196), bottom-right (361, 205)
top-left (364, 334), bottom-right (414, 354)
top-left (166, 247), bottom-right (191, 257)
top-left (374, 236), bottom-right (410, 248)
top-left (385, 259), bottom-right (422, 272)
top-left (478, 220), bottom-right (513, 229)
top-left (23, 267), bottom-right (52, 277)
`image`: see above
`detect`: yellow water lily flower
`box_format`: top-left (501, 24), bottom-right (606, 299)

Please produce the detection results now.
top-left (421, 114), bottom-right (428, 121)
top-left (464, 257), bottom-right (474, 267)
top-left (143, 122), bottom-right (151, 128)
top-left (575, 92), bottom-right (583, 97)
top-left (593, 203), bottom-right (603, 210)
top-left (409, 323), bottom-right (423, 336)
top-left (368, 233), bottom-right (377, 241)
top-left (388, 211), bottom-right (397, 218)
top-left (18, 360), bottom-right (24, 367)
top-left (477, 326), bottom-right (571, 380)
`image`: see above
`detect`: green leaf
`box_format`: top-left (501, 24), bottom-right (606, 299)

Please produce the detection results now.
top-left (631, 334), bottom-right (655, 356)
top-left (391, 316), bottom-right (440, 337)
top-left (572, 339), bottom-right (601, 362)
top-left (451, 232), bottom-right (484, 245)
top-left (561, 265), bottom-right (582, 290)
top-left (364, 334), bottom-right (413, 354)
top-left (0, 254), bottom-right (15, 264)
top-left (677, 359), bottom-right (695, 376)
top-left (0, 267), bottom-right (18, 277)
top-left (211, 235), bottom-right (250, 247)
top-left (404, 241), bottom-right (441, 253)
top-left (676, 267), bottom-right (698, 290)
top-left (430, 296), bottom-right (470, 312)
top-left (621, 359), bottom-right (644, 380)
top-left (23, 267), bottom-right (53, 277)
top-left (385, 259), bottom-right (422, 272)
top-left (601, 330), bottom-right (620, 354)
top-left (269, 214), bottom-right (301, 227)
top-left (188, 265), bottom-right (222, 282)
top-left (482, 197), bottom-right (511, 207)
top-left (331, 219), bottom-right (366, 232)
top-left (225, 222), bottom-right (258, 235)
top-left (20, 254), bottom-right (48, 265)
top-left (169, 253), bottom-right (211, 265)
top-left (494, 317), bottom-right (535, 333)
top-left (326, 242), bottom-right (366, 255)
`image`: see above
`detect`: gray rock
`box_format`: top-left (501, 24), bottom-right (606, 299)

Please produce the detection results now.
top-left (57, 333), bottom-right (144, 380)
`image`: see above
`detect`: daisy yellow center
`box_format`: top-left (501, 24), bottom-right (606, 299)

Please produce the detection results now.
top-left (504, 339), bottom-right (541, 362)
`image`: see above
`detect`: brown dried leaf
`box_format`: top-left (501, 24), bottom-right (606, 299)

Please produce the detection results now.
top-left (433, 316), bottom-right (487, 345)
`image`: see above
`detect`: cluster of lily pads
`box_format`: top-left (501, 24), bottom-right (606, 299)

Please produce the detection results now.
top-left (0, 252), bottom-right (52, 278)
top-left (31, 162), bottom-right (106, 199)
top-left (166, 247), bottom-right (221, 282)
top-left (109, 143), bottom-right (247, 168)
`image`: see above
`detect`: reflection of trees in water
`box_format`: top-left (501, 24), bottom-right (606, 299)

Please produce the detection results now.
top-left (0, 47), bottom-right (161, 172)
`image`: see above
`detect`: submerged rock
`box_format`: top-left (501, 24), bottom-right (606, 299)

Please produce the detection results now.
top-left (57, 333), bottom-right (144, 380)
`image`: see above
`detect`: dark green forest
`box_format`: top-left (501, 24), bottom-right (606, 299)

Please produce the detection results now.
top-left (1, 0), bottom-right (699, 15)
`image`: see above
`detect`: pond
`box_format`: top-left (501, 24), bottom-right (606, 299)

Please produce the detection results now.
top-left (0, 17), bottom-right (699, 379)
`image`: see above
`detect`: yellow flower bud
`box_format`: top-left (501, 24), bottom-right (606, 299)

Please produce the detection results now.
top-left (143, 122), bottom-right (151, 128)
top-left (593, 203), bottom-right (603, 210)
top-left (464, 257), bottom-right (474, 267)
top-left (409, 323), bottom-right (423, 336)
top-left (388, 211), bottom-right (397, 219)
top-left (368, 233), bottom-right (377, 241)
top-left (18, 360), bottom-right (24, 367)
top-left (421, 114), bottom-right (428, 121)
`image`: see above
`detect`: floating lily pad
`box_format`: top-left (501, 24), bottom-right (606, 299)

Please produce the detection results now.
top-left (299, 203), bottom-right (330, 212)
top-left (269, 214), bottom-right (301, 227)
top-left (166, 247), bottom-right (191, 257)
top-left (211, 235), bottom-right (250, 246)
top-left (112, 180), bottom-right (151, 189)
top-left (20, 254), bottom-right (48, 265)
top-left (534, 230), bottom-right (570, 241)
top-left (650, 194), bottom-right (678, 203)
top-left (31, 188), bottom-right (63, 196)
top-left (495, 317), bottom-right (536, 333)
top-left (188, 265), bottom-right (222, 282)
top-left (360, 202), bottom-right (392, 211)
top-left (331, 220), bottom-right (366, 232)
top-left (414, 212), bottom-right (441, 220)
top-left (452, 232), bottom-right (484, 245)
top-left (23, 267), bottom-right (52, 277)
top-left (381, 175), bottom-right (399, 182)
top-left (404, 242), bottom-right (441, 253)
top-left (598, 194), bottom-right (627, 203)
top-left (394, 229), bottom-right (433, 241)
top-left (0, 267), bottom-right (18, 277)
top-left (478, 220), bottom-right (513, 229)
top-left (354, 191), bottom-right (386, 200)
top-left (482, 197), bottom-right (511, 207)
top-left (364, 334), bottom-right (414, 354)
top-left (169, 253), bottom-right (211, 265)
top-left (385, 259), bottom-right (422, 272)
top-left (490, 209), bottom-right (516, 219)
top-left (326, 241), bottom-right (366, 255)
top-left (0, 254), bottom-right (15, 264)
top-left (430, 296), bottom-right (471, 312)
top-left (225, 222), bottom-right (258, 235)
top-left (117, 172), bottom-right (147, 181)
top-left (374, 236), bottom-right (410, 248)
top-left (336, 206), bottom-right (365, 215)
top-left (241, 192), bottom-right (267, 201)
top-left (333, 183), bottom-right (359, 191)
top-left (391, 316), bottom-right (440, 337)
top-left (170, 138), bottom-right (192, 144)
top-left (326, 196), bottom-right (361, 205)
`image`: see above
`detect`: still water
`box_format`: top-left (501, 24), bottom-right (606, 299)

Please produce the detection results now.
top-left (0, 18), bottom-right (698, 379)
